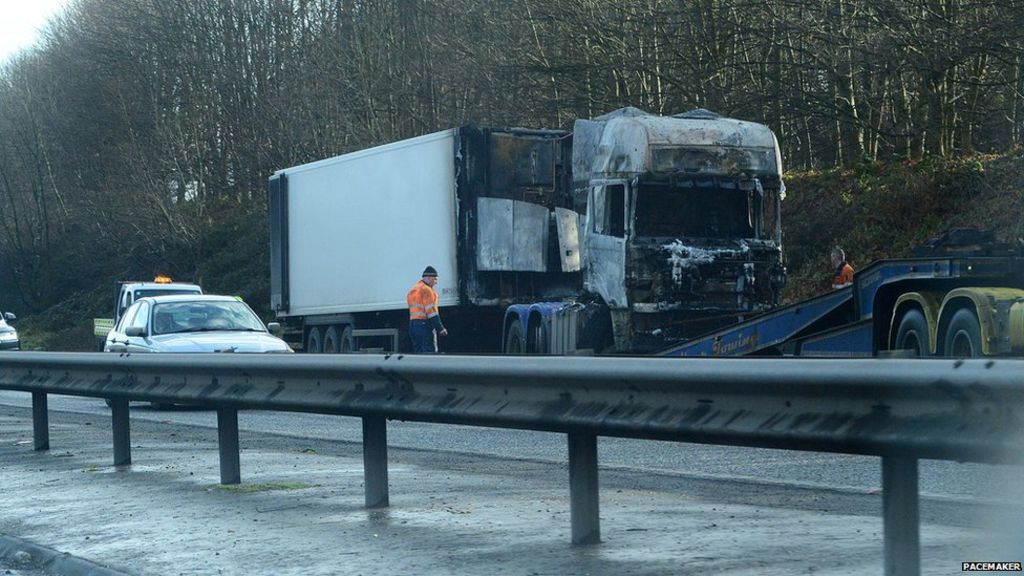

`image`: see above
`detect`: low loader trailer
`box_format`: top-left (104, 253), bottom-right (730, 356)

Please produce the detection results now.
top-left (659, 229), bottom-right (1024, 358)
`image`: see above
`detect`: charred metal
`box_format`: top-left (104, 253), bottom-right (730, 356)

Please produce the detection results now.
top-left (456, 108), bottom-right (786, 351)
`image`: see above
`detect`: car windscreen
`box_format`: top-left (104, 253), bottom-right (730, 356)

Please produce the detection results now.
top-left (152, 301), bottom-right (266, 335)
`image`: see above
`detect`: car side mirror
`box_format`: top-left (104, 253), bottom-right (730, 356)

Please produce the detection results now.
top-left (125, 326), bottom-right (146, 337)
top-left (267, 322), bottom-right (284, 337)
top-left (3, 312), bottom-right (15, 323)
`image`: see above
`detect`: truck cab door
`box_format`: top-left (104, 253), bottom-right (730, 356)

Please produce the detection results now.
top-left (116, 288), bottom-right (133, 325)
top-left (583, 180), bottom-right (629, 308)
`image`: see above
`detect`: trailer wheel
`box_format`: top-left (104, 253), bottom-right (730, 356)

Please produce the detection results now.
top-left (893, 309), bottom-right (928, 356)
top-left (306, 326), bottom-right (322, 354)
top-left (504, 321), bottom-right (525, 354)
top-left (943, 308), bottom-right (982, 358)
top-left (323, 326), bottom-right (339, 354)
top-left (339, 326), bottom-right (354, 353)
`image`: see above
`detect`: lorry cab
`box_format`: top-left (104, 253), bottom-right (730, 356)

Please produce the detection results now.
top-left (576, 108), bottom-right (787, 350)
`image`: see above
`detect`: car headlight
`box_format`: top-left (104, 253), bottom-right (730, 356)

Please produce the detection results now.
top-left (0, 330), bottom-right (18, 342)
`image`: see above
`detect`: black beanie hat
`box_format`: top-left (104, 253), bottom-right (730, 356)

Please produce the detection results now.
top-left (422, 266), bottom-right (438, 277)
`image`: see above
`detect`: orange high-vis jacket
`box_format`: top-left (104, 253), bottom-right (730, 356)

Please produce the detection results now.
top-left (407, 280), bottom-right (444, 330)
top-left (832, 262), bottom-right (854, 290)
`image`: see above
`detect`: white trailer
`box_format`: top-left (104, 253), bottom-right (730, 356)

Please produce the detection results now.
top-left (272, 130), bottom-right (459, 318)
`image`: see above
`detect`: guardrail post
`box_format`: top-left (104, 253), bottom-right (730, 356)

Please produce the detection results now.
top-left (110, 399), bottom-right (131, 466)
top-left (362, 416), bottom-right (389, 508)
top-left (31, 392), bottom-right (49, 451)
top-left (568, 432), bottom-right (600, 545)
top-left (217, 408), bottom-right (241, 485)
top-left (883, 456), bottom-right (920, 576)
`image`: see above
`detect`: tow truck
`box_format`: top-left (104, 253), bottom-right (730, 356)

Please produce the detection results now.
top-left (657, 229), bottom-right (1024, 358)
top-left (93, 276), bottom-right (202, 350)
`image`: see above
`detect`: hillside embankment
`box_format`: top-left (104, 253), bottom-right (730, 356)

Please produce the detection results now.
top-left (782, 151), bottom-right (1024, 302)
top-left (15, 151), bottom-right (1024, 351)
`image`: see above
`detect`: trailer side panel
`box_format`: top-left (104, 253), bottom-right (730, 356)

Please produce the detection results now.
top-left (275, 130), bottom-right (459, 316)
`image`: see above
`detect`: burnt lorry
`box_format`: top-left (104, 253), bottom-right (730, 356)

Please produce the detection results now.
top-left (267, 107), bottom-right (786, 354)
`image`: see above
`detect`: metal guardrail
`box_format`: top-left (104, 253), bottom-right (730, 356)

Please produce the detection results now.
top-left (1, 352), bottom-right (1022, 576)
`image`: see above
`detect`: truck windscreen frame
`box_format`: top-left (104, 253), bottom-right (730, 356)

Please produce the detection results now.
top-left (633, 178), bottom-right (758, 239)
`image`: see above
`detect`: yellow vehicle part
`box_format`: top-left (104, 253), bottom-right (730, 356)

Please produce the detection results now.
top-left (889, 292), bottom-right (943, 354)
top-left (937, 287), bottom-right (1024, 357)
top-left (1010, 301), bottom-right (1024, 353)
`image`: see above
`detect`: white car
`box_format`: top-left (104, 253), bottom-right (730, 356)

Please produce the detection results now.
top-left (104, 294), bottom-right (292, 354)
top-left (0, 312), bottom-right (18, 350)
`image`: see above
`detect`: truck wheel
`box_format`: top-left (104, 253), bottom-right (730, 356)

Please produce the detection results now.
top-left (306, 327), bottom-right (322, 354)
top-left (528, 320), bottom-right (547, 354)
top-left (339, 326), bottom-right (354, 353)
top-left (893, 309), bottom-right (928, 356)
top-left (323, 327), bottom-right (339, 354)
top-left (504, 321), bottom-right (525, 354)
top-left (943, 308), bottom-right (982, 358)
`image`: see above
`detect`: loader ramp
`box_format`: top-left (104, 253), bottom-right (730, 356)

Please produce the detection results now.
top-left (656, 287), bottom-right (855, 357)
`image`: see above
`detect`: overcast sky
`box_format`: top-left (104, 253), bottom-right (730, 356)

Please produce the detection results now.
top-left (0, 0), bottom-right (70, 64)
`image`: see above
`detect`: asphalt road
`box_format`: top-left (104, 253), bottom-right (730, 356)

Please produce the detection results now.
top-left (1, 390), bottom-right (1021, 575)
top-left (0, 390), bottom-right (1015, 502)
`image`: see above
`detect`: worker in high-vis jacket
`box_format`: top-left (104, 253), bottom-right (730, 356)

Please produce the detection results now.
top-left (830, 247), bottom-right (855, 290)
top-left (407, 266), bottom-right (448, 353)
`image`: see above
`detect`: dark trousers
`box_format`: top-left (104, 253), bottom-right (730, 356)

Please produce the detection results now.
top-left (409, 321), bottom-right (436, 354)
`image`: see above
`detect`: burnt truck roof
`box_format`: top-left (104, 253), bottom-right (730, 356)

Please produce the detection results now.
top-left (572, 107), bottom-right (782, 184)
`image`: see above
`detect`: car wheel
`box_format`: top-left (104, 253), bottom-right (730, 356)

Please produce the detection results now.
top-left (943, 308), bottom-right (982, 358)
top-left (893, 309), bottom-right (928, 356)
top-left (306, 326), bottom-right (322, 354)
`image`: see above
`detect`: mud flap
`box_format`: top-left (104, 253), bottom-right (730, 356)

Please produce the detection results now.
top-left (610, 309), bottom-right (632, 353)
